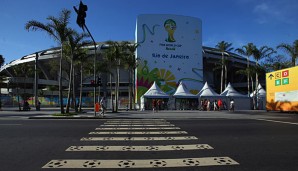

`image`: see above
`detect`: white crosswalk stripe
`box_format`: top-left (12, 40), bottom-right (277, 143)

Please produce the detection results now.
top-left (42, 157), bottom-right (239, 168)
top-left (105, 121), bottom-right (169, 123)
top-left (95, 127), bottom-right (180, 130)
top-left (101, 124), bottom-right (175, 126)
top-left (66, 144), bottom-right (213, 151)
top-left (81, 136), bottom-right (198, 141)
top-left (89, 131), bottom-right (187, 135)
top-left (42, 119), bottom-right (239, 169)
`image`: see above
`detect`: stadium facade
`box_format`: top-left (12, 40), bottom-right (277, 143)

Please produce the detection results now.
top-left (0, 43), bottom-right (256, 108)
top-left (0, 14), bottom-right (259, 109)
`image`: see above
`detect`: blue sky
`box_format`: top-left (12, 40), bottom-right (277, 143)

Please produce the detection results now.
top-left (0, 0), bottom-right (297, 63)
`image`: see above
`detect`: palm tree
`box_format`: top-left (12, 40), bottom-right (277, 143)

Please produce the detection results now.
top-left (252, 46), bottom-right (275, 91)
top-left (76, 49), bottom-right (93, 112)
top-left (104, 41), bottom-right (128, 112)
top-left (122, 42), bottom-right (138, 110)
top-left (277, 40), bottom-right (298, 66)
top-left (0, 55), bottom-right (4, 66)
top-left (262, 55), bottom-right (292, 72)
top-left (215, 41), bottom-right (234, 93)
top-left (104, 41), bottom-right (116, 112)
top-left (64, 30), bottom-right (90, 113)
top-left (25, 9), bottom-right (73, 114)
top-left (11, 64), bottom-right (34, 110)
top-left (235, 43), bottom-right (256, 96)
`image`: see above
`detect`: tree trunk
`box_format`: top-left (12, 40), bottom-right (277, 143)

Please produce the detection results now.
top-left (132, 69), bottom-right (136, 110)
top-left (59, 46), bottom-right (65, 113)
top-left (78, 64), bottom-right (83, 112)
top-left (72, 65), bottom-right (78, 112)
top-left (128, 69), bottom-right (131, 110)
top-left (247, 56), bottom-right (250, 97)
top-left (224, 63), bottom-right (227, 89)
top-left (220, 53), bottom-right (224, 93)
top-left (255, 60), bottom-right (259, 110)
top-left (251, 75), bottom-right (255, 109)
top-left (66, 58), bottom-right (73, 113)
top-left (115, 65), bottom-right (120, 112)
top-left (110, 73), bottom-right (114, 112)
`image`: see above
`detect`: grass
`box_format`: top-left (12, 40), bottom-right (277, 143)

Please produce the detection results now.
top-left (52, 112), bottom-right (78, 117)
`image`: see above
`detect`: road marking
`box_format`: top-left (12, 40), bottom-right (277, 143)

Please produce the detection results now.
top-left (104, 122), bottom-right (170, 125)
top-left (95, 127), bottom-right (180, 130)
top-left (106, 119), bottom-right (165, 121)
top-left (66, 144), bottom-right (213, 151)
top-left (42, 157), bottom-right (239, 168)
top-left (0, 124), bottom-right (22, 126)
top-left (81, 136), bottom-right (198, 141)
top-left (101, 124), bottom-right (175, 127)
top-left (89, 131), bottom-right (187, 135)
top-left (106, 120), bottom-right (168, 122)
top-left (256, 119), bottom-right (298, 125)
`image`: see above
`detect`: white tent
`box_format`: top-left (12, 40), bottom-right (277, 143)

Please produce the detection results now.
top-left (250, 84), bottom-right (266, 97)
top-left (221, 82), bottom-right (247, 97)
top-left (140, 81), bottom-right (169, 111)
top-left (221, 82), bottom-right (251, 110)
top-left (250, 84), bottom-right (266, 110)
top-left (257, 84), bottom-right (266, 97)
top-left (173, 81), bottom-right (197, 98)
top-left (197, 82), bottom-right (223, 110)
top-left (143, 81), bottom-right (169, 98)
top-left (197, 82), bottom-right (222, 97)
top-left (173, 81), bottom-right (198, 110)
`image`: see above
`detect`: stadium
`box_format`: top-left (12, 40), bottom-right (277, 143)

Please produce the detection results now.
top-left (0, 43), bottom-right (258, 109)
top-left (0, 14), bottom-right (261, 110)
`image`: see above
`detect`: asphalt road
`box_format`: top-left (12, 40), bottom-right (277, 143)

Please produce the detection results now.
top-left (0, 116), bottom-right (298, 170)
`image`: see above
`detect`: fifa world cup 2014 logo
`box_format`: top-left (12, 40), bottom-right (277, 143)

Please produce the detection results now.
top-left (164, 19), bottom-right (176, 42)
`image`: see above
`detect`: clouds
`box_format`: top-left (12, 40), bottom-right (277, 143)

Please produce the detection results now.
top-left (252, 0), bottom-right (298, 24)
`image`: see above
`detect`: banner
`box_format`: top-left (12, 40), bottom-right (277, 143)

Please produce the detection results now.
top-left (135, 14), bottom-right (203, 102)
top-left (266, 66), bottom-right (298, 111)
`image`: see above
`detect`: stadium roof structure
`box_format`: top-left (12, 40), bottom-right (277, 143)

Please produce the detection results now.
top-left (0, 44), bottom-right (251, 73)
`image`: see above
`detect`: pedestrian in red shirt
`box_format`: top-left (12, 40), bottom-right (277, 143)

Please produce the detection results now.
top-left (218, 99), bottom-right (222, 111)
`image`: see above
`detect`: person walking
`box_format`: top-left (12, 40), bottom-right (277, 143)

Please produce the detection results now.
top-left (229, 99), bottom-right (235, 112)
top-left (152, 99), bottom-right (157, 113)
top-left (157, 99), bottom-right (162, 111)
top-left (100, 97), bottom-right (106, 116)
top-left (213, 100), bottom-right (218, 111)
top-left (217, 99), bottom-right (222, 111)
top-left (207, 99), bottom-right (211, 111)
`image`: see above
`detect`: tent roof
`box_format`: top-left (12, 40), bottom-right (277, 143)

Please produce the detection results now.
top-left (143, 81), bottom-right (169, 98)
top-left (221, 82), bottom-right (247, 97)
top-left (250, 84), bottom-right (266, 97)
top-left (197, 82), bottom-right (222, 97)
top-left (173, 81), bottom-right (197, 98)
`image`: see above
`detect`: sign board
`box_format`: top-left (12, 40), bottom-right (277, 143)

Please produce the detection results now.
top-left (135, 14), bottom-right (203, 102)
top-left (266, 66), bottom-right (298, 112)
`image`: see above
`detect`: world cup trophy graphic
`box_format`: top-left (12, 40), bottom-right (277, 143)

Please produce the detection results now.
top-left (164, 19), bottom-right (176, 42)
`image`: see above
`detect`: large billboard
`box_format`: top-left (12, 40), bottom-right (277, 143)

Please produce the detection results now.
top-left (266, 66), bottom-right (298, 112)
top-left (135, 14), bottom-right (203, 102)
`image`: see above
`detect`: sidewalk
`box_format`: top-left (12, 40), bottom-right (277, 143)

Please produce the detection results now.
top-left (0, 107), bottom-right (296, 120)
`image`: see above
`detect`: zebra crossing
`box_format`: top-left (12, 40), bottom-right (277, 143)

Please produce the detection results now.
top-left (42, 119), bottom-right (239, 169)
